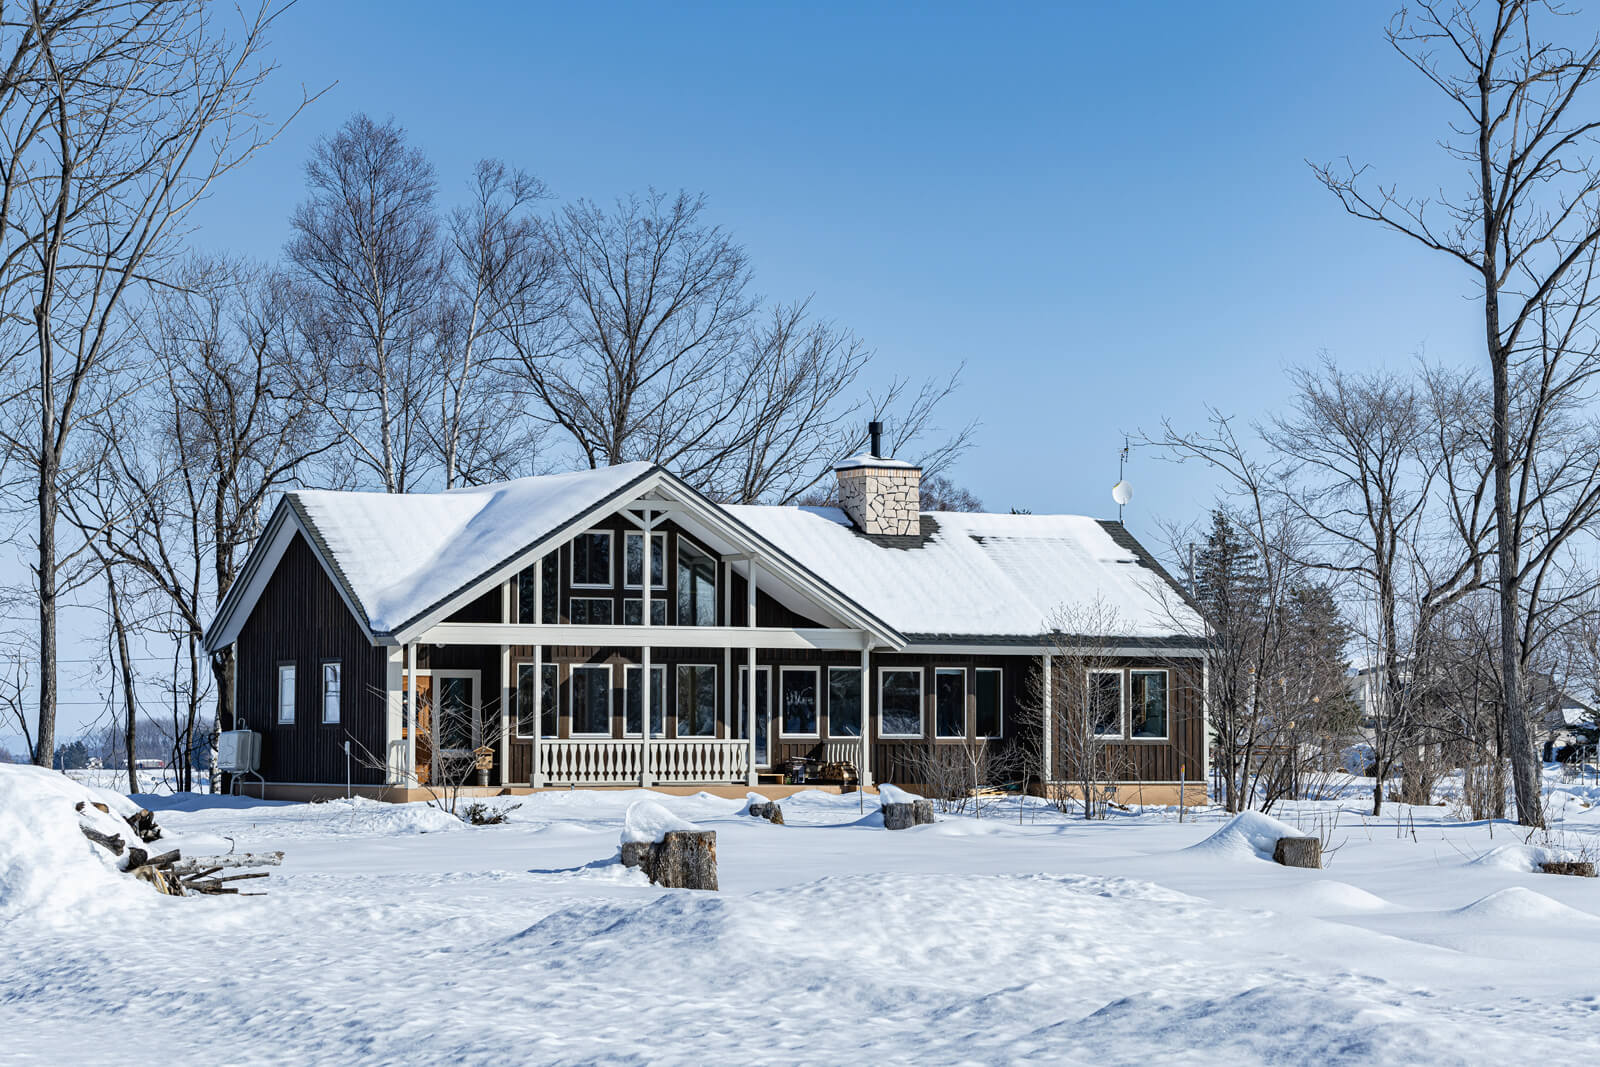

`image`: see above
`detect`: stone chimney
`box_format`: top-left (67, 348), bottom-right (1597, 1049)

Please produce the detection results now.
top-left (834, 421), bottom-right (921, 536)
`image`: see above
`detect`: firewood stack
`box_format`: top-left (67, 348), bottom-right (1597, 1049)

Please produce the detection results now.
top-left (74, 800), bottom-right (283, 897)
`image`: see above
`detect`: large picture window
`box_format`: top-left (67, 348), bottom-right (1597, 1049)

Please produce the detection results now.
top-left (879, 668), bottom-right (922, 738)
top-left (625, 665), bottom-right (666, 737)
top-left (623, 598), bottom-right (667, 626)
top-left (779, 668), bottom-right (819, 737)
top-left (677, 664), bottom-right (717, 737)
top-left (1089, 670), bottom-right (1124, 738)
top-left (624, 531), bottom-right (667, 590)
top-left (934, 667), bottom-right (966, 739)
top-left (517, 554), bottom-right (560, 624)
top-left (1130, 670), bottom-right (1169, 739)
top-left (676, 538), bottom-right (718, 626)
top-left (570, 597), bottom-right (614, 625)
top-left (516, 663), bottom-right (560, 737)
top-left (321, 661), bottom-right (341, 724)
top-left (571, 665), bottom-right (612, 736)
top-left (572, 531), bottom-right (613, 588)
top-left (975, 668), bottom-right (1003, 738)
top-left (277, 664), bottom-right (296, 724)
top-left (827, 667), bottom-right (862, 737)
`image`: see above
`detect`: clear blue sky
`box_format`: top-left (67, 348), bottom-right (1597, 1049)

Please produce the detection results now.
top-left (20, 1), bottom-right (1513, 746)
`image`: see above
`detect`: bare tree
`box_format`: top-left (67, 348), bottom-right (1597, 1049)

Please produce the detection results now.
top-left (1311, 0), bottom-right (1600, 825)
top-left (288, 113), bottom-right (445, 494)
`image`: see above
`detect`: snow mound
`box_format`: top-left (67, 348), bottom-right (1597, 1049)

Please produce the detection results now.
top-left (1254, 880), bottom-right (1391, 915)
top-left (335, 797), bottom-right (466, 835)
top-left (1451, 887), bottom-right (1600, 925)
top-left (1185, 811), bottom-right (1306, 861)
top-left (0, 763), bottom-right (152, 924)
top-left (877, 783), bottom-right (923, 805)
top-left (1468, 843), bottom-right (1577, 873)
top-left (621, 800), bottom-right (699, 845)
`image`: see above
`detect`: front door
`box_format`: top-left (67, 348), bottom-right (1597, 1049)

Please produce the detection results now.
top-left (738, 666), bottom-right (772, 767)
top-left (403, 675), bottom-right (433, 784)
top-left (402, 671), bottom-right (480, 785)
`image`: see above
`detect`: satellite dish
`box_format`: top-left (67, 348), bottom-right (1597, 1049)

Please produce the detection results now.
top-left (1111, 480), bottom-right (1133, 507)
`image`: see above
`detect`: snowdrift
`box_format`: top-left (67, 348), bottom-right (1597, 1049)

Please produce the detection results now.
top-left (0, 763), bottom-right (153, 924)
top-left (1184, 810), bottom-right (1307, 862)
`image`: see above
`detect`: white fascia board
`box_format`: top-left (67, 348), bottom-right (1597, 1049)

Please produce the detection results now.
top-left (903, 643), bottom-right (1207, 658)
top-left (417, 622), bottom-right (873, 652)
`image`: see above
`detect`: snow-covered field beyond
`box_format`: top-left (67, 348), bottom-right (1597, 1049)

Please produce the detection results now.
top-left (5, 770), bottom-right (1600, 1064)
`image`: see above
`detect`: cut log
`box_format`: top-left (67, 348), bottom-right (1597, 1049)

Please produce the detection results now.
top-left (145, 849), bottom-right (181, 869)
top-left (882, 799), bottom-right (935, 830)
top-left (78, 824), bottom-right (125, 856)
top-left (619, 841), bottom-right (651, 870)
top-left (747, 801), bottom-right (784, 825)
top-left (127, 808), bottom-right (163, 843)
top-left (171, 852), bottom-right (283, 872)
top-left (1539, 861), bottom-right (1597, 877)
top-left (125, 845), bottom-right (148, 870)
top-left (644, 830), bottom-right (718, 891)
top-left (1273, 836), bottom-right (1323, 869)
top-left (131, 864), bottom-right (184, 896)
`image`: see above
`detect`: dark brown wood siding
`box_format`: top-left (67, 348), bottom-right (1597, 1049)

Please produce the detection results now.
top-left (234, 532), bottom-right (387, 786)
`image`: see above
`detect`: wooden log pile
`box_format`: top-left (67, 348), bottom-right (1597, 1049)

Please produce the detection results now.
top-left (74, 800), bottom-right (283, 897)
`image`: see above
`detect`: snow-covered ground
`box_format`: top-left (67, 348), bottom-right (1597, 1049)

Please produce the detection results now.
top-left (4, 771), bottom-right (1600, 1064)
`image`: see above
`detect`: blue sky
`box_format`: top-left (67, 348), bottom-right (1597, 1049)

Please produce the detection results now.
top-left (17, 1), bottom-right (1509, 746)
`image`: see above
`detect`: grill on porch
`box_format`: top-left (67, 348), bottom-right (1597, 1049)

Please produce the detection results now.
top-left (539, 738), bottom-right (752, 786)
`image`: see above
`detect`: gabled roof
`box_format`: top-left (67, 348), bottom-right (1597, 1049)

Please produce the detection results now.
top-left (725, 506), bottom-right (1205, 644)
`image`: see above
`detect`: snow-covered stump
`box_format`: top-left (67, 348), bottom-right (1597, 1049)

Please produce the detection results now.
top-left (1273, 836), bottom-right (1323, 869)
top-left (879, 784), bottom-right (934, 830)
top-left (1539, 861), bottom-right (1597, 878)
top-left (620, 801), bottom-right (719, 891)
top-left (746, 794), bottom-right (784, 824)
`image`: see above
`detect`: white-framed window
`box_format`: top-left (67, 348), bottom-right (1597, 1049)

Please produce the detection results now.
top-left (677, 664), bottom-right (718, 738)
top-left (623, 598), bottom-right (667, 626)
top-left (321, 661), bottom-right (341, 724)
top-left (934, 667), bottom-right (966, 739)
top-left (676, 536), bottom-right (718, 626)
top-left (624, 664), bottom-right (666, 737)
top-left (878, 667), bottom-right (923, 738)
top-left (975, 668), bottom-right (1003, 739)
top-left (277, 664), bottom-right (296, 725)
top-left (624, 531), bottom-right (667, 590)
top-left (570, 597), bottom-right (614, 624)
top-left (517, 554), bottom-right (559, 624)
top-left (571, 530), bottom-right (613, 588)
top-left (1130, 669), bottom-right (1169, 740)
top-left (734, 666), bottom-right (770, 740)
top-left (570, 664), bottom-right (613, 736)
top-left (1088, 669), bottom-right (1124, 738)
top-left (827, 667), bottom-right (862, 738)
top-left (779, 667), bottom-right (820, 737)
top-left (515, 662), bottom-right (559, 738)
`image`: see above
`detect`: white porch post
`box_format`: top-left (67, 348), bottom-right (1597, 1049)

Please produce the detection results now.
top-left (385, 645), bottom-right (404, 786)
top-left (405, 642), bottom-right (418, 789)
top-left (859, 640), bottom-right (873, 789)
top-left (641, 509), bottom-right (654, 788)
top-left (499, 580), bottom-right (511, 787)
top-left (1042, 652), bottom-right (1054, 785)
top-left (746, 558), bottom-right (758, 787)
top-left (532, 553), bottom-right (543, 788)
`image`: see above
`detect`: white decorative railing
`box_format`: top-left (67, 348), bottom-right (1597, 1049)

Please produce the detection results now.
top-left (539, 739), bottom-right (750, 786)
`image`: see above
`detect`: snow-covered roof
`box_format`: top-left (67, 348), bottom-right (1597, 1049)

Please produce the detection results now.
top-left (291, 463), bottom-right (655, 634)
top-left (726, 505), bottom-right (1204, 643)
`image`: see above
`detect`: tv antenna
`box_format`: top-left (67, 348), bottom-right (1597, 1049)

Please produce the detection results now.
top-left (1111, 436), bottom-right (1133, 522)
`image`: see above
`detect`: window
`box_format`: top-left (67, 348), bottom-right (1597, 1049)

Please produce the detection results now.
top-left (570, 597), bottom-right (614, 625)
top-left (623, 598), bottom-right (668, 626)
top-left (624, 531), bottom-right (667, 589)
top-left (1089, 670), bottom-right (1124, 737)
top-left (625, 665), bottom-right (666, 737)
top-left (737, 666), bottom-right (770, 764)
top-left (828, 667), bottom-right (862, 738)
top-left (436, 675), bottom-right (475, 752)
top-left (517, 554), bottom-right (560, 624)
top-left (321, 662), bottom-right (341, 724)
top-left (780, 668), bottom-right (819, 737)
top-left (572, 530), bottom-right (613, 587)
top-left (975, 669), bottom-right (1003, 738)
top-left (676, 538), bottom-right (718, 626)
top-left (879, 668), bottom-right (922, 738)
top-left (516, 663), bottom-right (560, 738)
top-left (677, 664), bottom-right (717, 737)
top-left (277, 664), bottom-right (296, 724)
top-left (1130, 670), bottom-right (1169, 740)
top-left (934, 668), bottom-right (966, 738)
top-left (571, 665), bottom-right (612, 736)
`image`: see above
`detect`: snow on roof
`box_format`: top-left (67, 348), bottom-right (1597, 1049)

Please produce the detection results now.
top-left (725, 505), bottom-right (1204, 642)
top-left (291, 462), bottom-right (654, 634)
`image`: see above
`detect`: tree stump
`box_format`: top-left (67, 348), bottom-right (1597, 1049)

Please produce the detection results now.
top-left (747, 801), bottom-right (784, 825)
top-left (622, 831), bottom-right (717, 890)
top-left (619, 841), bottom-right (652, 870)
top-left (883, 799), bottom-right (935, 830)
top-left (1273, 836), bottom-right (1322, 869)
top-left (1539, 861), bottom-right (1597, 877)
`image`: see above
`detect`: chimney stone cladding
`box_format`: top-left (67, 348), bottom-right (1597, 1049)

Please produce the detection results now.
top-left (834, 458), bottom-right (921, 536)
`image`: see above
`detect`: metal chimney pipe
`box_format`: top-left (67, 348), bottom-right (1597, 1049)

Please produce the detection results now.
top-left (869, 420), bottom-right (883, 458)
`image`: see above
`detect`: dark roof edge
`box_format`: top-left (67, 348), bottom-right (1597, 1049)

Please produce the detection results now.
top-left (1095, 520), bottom-right (1206, 618)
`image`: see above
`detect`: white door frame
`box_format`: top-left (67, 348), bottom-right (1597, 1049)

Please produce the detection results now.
top-left (403, 667), bottom-right (483, 755)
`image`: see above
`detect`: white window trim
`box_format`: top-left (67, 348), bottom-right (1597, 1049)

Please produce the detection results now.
top-left (1088, 668), bottom-right (1126, 739)
top-left (623, 597), bottom-right (668, 626)
top-left (778, 666), bottom-right (821, 738)
top-left (675, 534), bottom-right (719, 627)
top-left (429, 668), bottom-right (482, 755)
top-left (676, 663), bottom-right (719, 738)
top-left (623, 530), bottom-right (668, 590)
top-left (878, 666), bottom-right (924, 739)
top-left (975, 667), bottom-right (1004, 739)
top-left (571, 529), bottom-right (614, 589)
top-left (622, 664), bottom-right (667, 738)
top-left (569, 663), bottom-right (614, 737)
top-left (1129, 667), bottom-right (1171, 742)
top-left (321, 660), bottom-right (341, 724)
top-left (933, 666), bottom-right (967, 739)
top-left (826, 666), bottom-right (863, 739)
top-left (569, 596), bottom-right (615, 624)
top-left (277, 663), bottom-right (296, 725)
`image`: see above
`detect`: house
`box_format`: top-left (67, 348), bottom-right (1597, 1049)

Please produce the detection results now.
top-left (201, 435), bottom-right (1209, 803)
